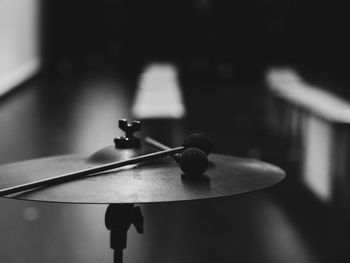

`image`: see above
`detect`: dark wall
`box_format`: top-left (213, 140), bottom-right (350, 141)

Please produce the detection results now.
top-left (41, 0), bottom-right (350, 94)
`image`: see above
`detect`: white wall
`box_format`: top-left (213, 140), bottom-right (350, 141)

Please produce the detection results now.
top-left (0, 0), bottom-right (41, 96)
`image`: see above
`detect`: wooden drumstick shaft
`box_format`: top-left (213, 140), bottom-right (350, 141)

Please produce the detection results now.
top-left (144, 137), bottom-right (173, 150)
top-left (0, 147), bottom-right (183, 196)
top-left (144, 137), bottom-right (182, 162)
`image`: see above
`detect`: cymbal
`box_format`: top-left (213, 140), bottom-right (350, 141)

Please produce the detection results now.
top-left (0, 146), bottom-right (285, 204)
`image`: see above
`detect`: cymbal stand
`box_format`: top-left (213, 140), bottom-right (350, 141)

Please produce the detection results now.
top-left (105, 119), bottom-right (144, 263)
top-left (105, 204), bottom-right (144, 263)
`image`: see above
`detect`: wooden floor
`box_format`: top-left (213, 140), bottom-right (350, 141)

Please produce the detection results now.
top-left (0, 65), bottom-right (348, 263)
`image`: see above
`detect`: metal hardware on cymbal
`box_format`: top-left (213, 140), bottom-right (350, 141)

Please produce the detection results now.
top-left (114, 119), bottom-right (141, 148)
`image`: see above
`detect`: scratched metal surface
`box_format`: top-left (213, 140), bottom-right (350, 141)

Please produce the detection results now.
top-left (0, 152), bottom-right (284, 204)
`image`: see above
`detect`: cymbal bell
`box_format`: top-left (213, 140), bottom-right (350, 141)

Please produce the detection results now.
top-left (0, 144), bottom-right (285, 204)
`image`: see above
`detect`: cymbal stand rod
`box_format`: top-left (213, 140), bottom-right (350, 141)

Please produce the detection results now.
top-left (114, 249), bottom-right (123, 263)
top-left (0, 147), bottom-right (184, 196)
top-left (105, 204), bottom-right (143, 263)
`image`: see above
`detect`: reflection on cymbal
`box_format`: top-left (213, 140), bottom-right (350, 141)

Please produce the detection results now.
top-left (0, 149), bottom-right (285, 204)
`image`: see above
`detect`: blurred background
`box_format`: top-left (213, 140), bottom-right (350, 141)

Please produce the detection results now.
top-left (1, 0), bottom-right (350, 262)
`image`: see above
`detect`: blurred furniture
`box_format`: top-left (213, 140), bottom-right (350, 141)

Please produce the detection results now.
top-left (265, 68), bottom-right (350, 214)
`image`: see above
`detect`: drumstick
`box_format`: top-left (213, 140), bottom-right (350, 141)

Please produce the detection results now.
top-left (144, 132), bottom-right (213, 154)
top-left (0, 133), bottom-right (212, 196)
top-left (0, 147), bottom-right (183, 196)
top-left (144, 137), bottom-right (172, 151)
top-left (144, 137), bottom-right (209, 177)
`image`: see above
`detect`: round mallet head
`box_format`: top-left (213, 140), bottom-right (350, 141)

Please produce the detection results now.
top-left (183, 132), bottom-right (213, 155)
top-left (179, 147), bottom-right (208, 177)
